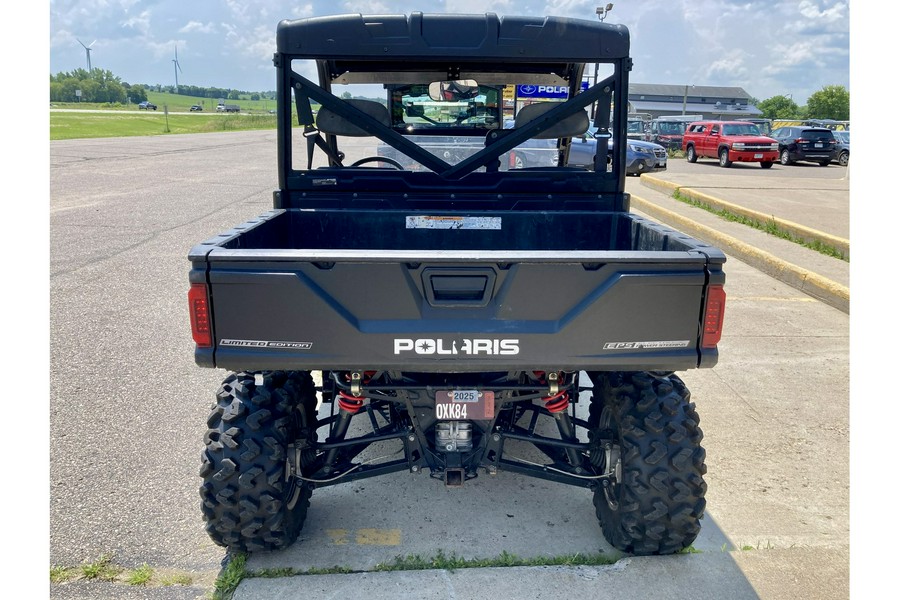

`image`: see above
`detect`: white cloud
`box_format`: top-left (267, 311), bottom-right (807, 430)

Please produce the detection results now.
top-left (291, 4), bottom-right (316, 18)
top-left (799, 0), bottom-right (847, 23)
top-left (707, 52), bottom-right (749, 81)
top-left (341, 1), bottom-right (395, 14)
top-left (244, 25), bottom-right (278, 62)
top-left (179, 21), bottom-right (216, 34)
top-left (48, 0), bottom-right (850, 103)
top-left (121, 10), bottom-right (151, 36)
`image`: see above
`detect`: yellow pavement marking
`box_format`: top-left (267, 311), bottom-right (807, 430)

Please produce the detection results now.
top-left (325, 528), bottom-right (402, 546)
top-left (356, 528), bottom-right (402, 545)
top-left (326, 529), bottom-right (349, 545)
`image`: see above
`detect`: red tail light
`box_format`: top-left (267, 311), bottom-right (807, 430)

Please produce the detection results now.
top-left (701, 285), bottom-right (726, 349)
top-left (189, 283), bottom-right (212, 347)
top-left (508, 151), bottom-right (517, 169)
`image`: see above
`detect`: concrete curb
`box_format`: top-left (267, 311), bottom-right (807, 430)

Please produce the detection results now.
top-left (630, 194), bottom-right (850, 314)
top-left (640, 175), bottom-right (850, 259)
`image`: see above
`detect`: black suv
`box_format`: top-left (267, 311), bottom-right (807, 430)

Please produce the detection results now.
top-left (770, 126), bottom-right (836, 166)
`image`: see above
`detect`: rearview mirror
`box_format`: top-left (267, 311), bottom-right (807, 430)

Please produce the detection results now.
top-left (428, 80), bottom-right (479, 102)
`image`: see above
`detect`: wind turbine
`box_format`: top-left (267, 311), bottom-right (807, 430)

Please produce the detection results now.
top-left (172, 45), bottom-right (183, 94)
top-left (77, 39), bottom-right (96, 72)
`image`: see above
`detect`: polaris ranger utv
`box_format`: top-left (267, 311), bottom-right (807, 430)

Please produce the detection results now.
top-left (189, 13), bottom-right (726, 556)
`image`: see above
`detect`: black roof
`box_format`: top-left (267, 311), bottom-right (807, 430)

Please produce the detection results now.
top-left (276, 13), bottom-right (629, 62)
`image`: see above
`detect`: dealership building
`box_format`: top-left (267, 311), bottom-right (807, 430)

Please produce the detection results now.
top-left (627, 83), bottom-right (763, 119)
top-left (506, 82), bottom-right (763, 121)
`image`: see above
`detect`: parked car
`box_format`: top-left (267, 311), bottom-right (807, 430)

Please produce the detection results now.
top-left (138, 101), bottom-right (157, 110)
top-left (568, 127), bottom-right (667, 175)
top-left (736, 117), bottom-right (773, 136)
top-left (190, 104), bottom-right (203, 111)
top-left (769, 126), bottom-right (837, 166)
top-left (626, 117), bottom-right (647, 140)
top-left (832, 131), bottom-right (849, 166)
top-left (644, 116), bottom-right (701, 150)
top-left (682, 120), bottom-right (779, 168)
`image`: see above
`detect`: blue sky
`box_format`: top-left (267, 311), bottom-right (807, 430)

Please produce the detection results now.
top-left (47, 0), bottom-right (851, 105)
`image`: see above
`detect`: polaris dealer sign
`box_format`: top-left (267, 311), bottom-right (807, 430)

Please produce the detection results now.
top-left (516, 82), bottom-right (589, 99)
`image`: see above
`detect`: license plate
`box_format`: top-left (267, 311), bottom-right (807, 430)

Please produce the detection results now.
top-left (754, 153), bottom-right (763, 159)
top-left (435, 390), bottom-right (494, 420)
top-left (815, 143), bottom-right (823, 148)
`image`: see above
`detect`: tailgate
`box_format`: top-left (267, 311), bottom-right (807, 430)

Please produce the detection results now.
top-left (191, 248), bottom-right (722, 372)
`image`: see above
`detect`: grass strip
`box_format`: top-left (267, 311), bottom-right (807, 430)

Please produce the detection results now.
top-left (672, 189), bottom-right (848, 261)
top-left (211, 549), bottom-right (620, 598)
top-left (372, 549), bottom-right (618, 572)
top-left (49, 553), bottom-right (195, 589)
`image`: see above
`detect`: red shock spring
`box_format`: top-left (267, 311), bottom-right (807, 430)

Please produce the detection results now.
top-left (543, 390), bottom-right (570, 413)
top-left (337, 371), bottom-right (374, 414)
top-left (337, 390), bottom-right (365, 414)
top-left (538, 371), bottom-right (569, 413)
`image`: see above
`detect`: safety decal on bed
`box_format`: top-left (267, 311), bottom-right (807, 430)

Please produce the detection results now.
top-left (406, 216), bottom-right (501, 230)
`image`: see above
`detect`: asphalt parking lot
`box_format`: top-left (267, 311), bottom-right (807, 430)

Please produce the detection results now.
top-left (48, 130), bottom-right (850, 599)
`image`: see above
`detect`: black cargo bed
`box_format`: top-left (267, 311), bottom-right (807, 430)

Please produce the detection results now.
top-left (189, 208), bottom-right (724, 373)
top-left (193, 207), bottom-right (718, 255)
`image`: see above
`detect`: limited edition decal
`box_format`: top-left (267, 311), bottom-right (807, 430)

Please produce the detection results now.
top-left (603, 340), bottom-right (690, 350)
top-left (220, 339), bottom-right (313, 349)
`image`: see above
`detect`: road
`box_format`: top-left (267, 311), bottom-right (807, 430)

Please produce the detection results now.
top-left (48, 130), bottom-right (849, 599)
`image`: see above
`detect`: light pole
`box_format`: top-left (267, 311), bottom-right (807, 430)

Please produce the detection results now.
top-left (592, 5), bottom-right (613, 119)
top-left (682, 84), bottom-right (693, 115)
top-left (596, 3), bottom-right (614, 22)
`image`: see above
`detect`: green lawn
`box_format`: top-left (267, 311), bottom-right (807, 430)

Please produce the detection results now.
top-left (50, 111), bottom-right (279, 140)
top-left (47, 89), bottom-right (318, 140)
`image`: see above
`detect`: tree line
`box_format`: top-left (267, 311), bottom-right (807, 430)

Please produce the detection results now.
top-left (50, 69), bottom-right (146, 104)
top-left (754, 85), bottom-right (849, 121)
top-left (50, 69), bottom-right (274, 104)
top-left (50, 68), bottom-right (849, 121)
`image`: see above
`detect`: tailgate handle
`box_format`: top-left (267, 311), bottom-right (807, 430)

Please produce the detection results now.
top-left (423, 268), bottom-right (496, 307)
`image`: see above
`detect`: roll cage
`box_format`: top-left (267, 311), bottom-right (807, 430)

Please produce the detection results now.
top-left (273, 13), bottom-right (633, 211)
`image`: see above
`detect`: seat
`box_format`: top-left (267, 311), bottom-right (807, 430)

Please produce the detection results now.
top-left (307, 99), bottom-right (399, 168)
top-left (314, 99), bottom-right (391, 136)
top-left (514, 103), bottom-right (589, 139)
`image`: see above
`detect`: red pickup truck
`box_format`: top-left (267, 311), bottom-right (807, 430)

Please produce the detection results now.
top-left (682, 120), bottom-right (779, 168)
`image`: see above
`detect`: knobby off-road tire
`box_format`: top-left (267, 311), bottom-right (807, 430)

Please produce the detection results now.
top-left (587, 371), bottom-right (707, 555)
top-left (200, 370), bottom-right (317, 552)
